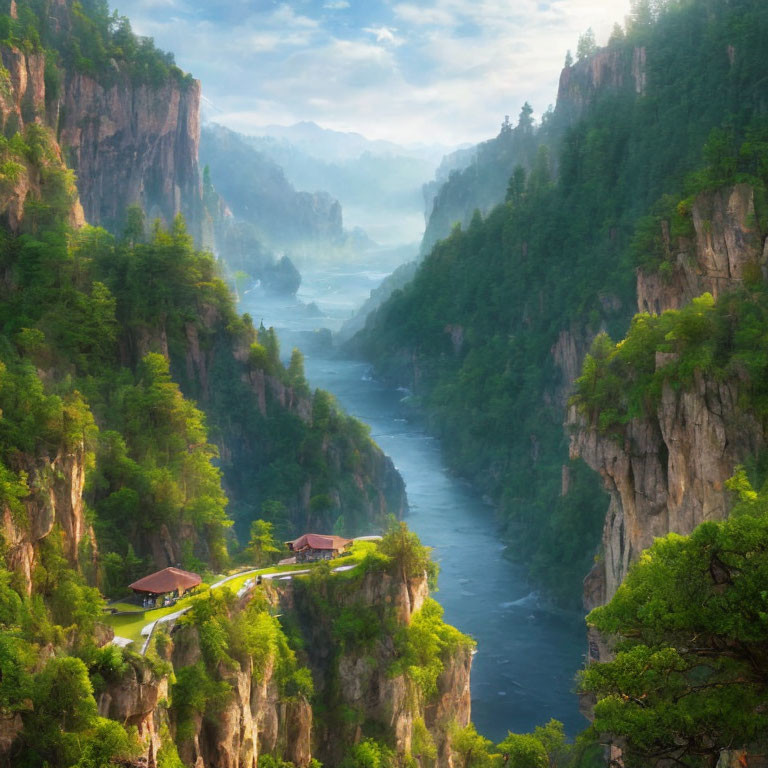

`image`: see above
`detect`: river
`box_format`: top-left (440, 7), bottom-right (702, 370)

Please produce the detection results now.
top-left (241, 260), bottom-right (587, 742)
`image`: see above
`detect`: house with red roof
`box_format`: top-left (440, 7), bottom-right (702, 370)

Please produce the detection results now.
top-left (285, 533), bottom-right (352, 562)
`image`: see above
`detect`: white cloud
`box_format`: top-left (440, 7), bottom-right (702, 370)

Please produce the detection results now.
top-left (363, 26), bottom-right (402, 46)
top-left (116, 0), bottom-right (634, 145)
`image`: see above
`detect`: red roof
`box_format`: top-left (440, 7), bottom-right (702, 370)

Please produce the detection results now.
top-left (286, 534), bottom-right (352, 552)
top-left (129, 567), bottom-right (202, 594)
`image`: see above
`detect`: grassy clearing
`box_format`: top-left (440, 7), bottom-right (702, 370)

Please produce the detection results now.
top-left (103, 542), bottom-right (379, 646)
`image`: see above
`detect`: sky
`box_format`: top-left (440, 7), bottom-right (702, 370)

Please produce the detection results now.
top-left (115, 0), bottom-right (633, 147)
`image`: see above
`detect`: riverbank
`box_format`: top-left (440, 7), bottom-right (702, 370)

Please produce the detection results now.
top-left (241, 266), bottom-right (587, 740)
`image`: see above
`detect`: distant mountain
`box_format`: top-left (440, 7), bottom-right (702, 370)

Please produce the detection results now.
top-left (419, 110), bottom-right (547, 255)
top-left (237, 122), bottom-right (452, 245)
top-left (250, 120), bottom-right (452, 164)
top-left (201, 124), bottom-right (345, 253)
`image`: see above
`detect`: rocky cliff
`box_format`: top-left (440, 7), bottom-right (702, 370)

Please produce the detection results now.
top-left (0, 0), bottom-right (202, 238)
top-left (103, 557), bottom-right (470, 768)
top-left (0, 41), bottom-right (84, 230)
top-left (571, 184), bottom-right (768, 622)
top-left (636, 184), bottom-right (766, 315)
top-left (3, 444), bottom-right (95, 596)
top-left (57, 70), bottom-right (202, 235)
top-left (279, 565), bottom-right (472, 768)
top-left (555, 45), bottom-right (646, 126)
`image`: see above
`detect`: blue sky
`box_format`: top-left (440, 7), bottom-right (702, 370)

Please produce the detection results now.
top-left (115, 0), bottom-right (632, 145)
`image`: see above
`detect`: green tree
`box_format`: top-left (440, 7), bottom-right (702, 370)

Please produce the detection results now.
top-left (341, 738), bottom-right (395, 768)
top-left (517, 102), bottom-right (534, 134)
top-left (379, 520), bottom-right (436, 584)
top-left (122, 204), bottom-right (145, 245)
top-left (451, 723), bottom-right (496, 768)
top-left (506, 166), bottom-right (527, 205)
top-left (579, 471), bottom-right (768, 766)
top-left (497, 733), bottom-right (547, 768)
top-left (576, 28), bottom-right (597, 60)
top-left (287, 348), bottom-right (309, 394)
top-left (245, 519), bottom-right (281, 566)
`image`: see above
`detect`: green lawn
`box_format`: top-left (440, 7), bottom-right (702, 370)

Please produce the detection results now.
top-left (104, 542), bottom-right (381, 647)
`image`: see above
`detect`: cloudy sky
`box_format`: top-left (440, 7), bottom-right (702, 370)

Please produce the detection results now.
top-left (115, 0), bottom-right (633, 146)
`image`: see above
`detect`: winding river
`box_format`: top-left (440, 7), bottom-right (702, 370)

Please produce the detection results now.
top-left (241, 259), bottom-right (587, 742)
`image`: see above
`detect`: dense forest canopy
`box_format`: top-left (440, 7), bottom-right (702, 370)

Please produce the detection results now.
top-left (354, 0), bottom-right (768, 604)
top-left (0, 0), bottom-right (191, 86)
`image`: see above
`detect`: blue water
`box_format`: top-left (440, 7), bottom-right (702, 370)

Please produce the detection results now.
top-left (241, 263), bottom-right (587, 741)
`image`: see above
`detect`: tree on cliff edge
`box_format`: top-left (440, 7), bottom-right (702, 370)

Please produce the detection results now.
top-left (580, 469), bottom-right (768, 766)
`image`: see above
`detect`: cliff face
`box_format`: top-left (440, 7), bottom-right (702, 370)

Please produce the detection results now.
top-left (0, 0), bottom-right (202, 238)
top-left (3, 445), bottom-right (95, 595)
top-left (636, 184), bottom-right (766, 314)
top-left (169, 622), bottom-right (312, 768)
top-left (57, 71), bottom-right (202, 234)
top-left (571, 184), bottom-right (767, 622)
top-left (281, 568), bottom-right (472, 768)
top-left (0, 43), bottom-right (85, 230)
top-left (555, 46), bottom-right (646, 125)
top-left (115, 564), bottom-right (469, 768)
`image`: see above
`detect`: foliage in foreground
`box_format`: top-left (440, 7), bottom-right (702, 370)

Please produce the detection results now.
top-left (580, 470), bottom-right (768, 766)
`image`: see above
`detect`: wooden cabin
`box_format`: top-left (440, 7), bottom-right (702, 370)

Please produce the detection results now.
top-left (285, 533), bottom-right (352, 563)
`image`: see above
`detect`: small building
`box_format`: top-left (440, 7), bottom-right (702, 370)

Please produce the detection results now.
top-left (129, 567), bottom-right (202, 606)
top-left (285, 533), bottom-right (352, 563)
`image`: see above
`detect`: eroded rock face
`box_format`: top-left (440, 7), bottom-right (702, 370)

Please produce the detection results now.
top-left (571, 370), bottom-right (763, 603)
top-left (0, 44), bottom-right (85, 231)
top-left (572, 184), bottom-right (768, 611)
top-left (170, 620), bottom-right (312, 768)
top-left (0, 1), bottom-right (202, 238)
top-left (3, 447), bottom-right (95, 595)
top-left (283, 568), bottom-right (470, 768)
top-left (58, 71), bottom-right (202, 235)
top-left (637, 184), bottom-right (765, 314)
top-left (556, 47), bottom-right (646, 125)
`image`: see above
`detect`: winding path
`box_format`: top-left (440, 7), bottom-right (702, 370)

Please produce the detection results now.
top-left (131, 563), bottom-right (358, 655)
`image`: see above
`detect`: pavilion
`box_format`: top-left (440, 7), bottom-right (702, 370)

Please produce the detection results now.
top-left (129, 567), bottom-right (202, 605)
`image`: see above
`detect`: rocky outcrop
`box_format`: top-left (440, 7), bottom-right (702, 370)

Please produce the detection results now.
top-left (283, 567), bottom-right (470, 768)
top-left (0, 0), bottom-right (201, 238)
top-left (571, 369), bottom-right (763, 606)
top-left (4, 446), bottom-right (95, 595)
top-left (57, 70), bottom-right (202, 235)
top-left (161, 567), bottom-right (453, 768)
top-left (0, 43), bottom-right (85, 231)
top-left (637, 184), bottom-right (765, 314)
top-left (556, 46), bottom-right (646, 125)
top-left (571, 184), bottom-right (768, 618)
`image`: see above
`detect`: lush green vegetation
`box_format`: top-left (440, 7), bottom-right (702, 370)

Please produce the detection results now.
top-left (573, 283), bottom-right (768, 435)
top-left (355, 0), bottom-right (768, 604)
top-left (171, 585), bottom-right (313, 742)
top-left (579, 470), bottom-right (768, 765)
top-left (0, 0), bottom-right (192, 87)
top-left (0, 533), bottom-right (150, 766)
top-left (0, 126), bottom-right (398, 588)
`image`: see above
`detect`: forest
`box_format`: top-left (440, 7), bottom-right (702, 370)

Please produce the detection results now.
top-left (355, 0), bottom-right (768, 604)
top-left (0, 0), bottom-right (768, 764)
